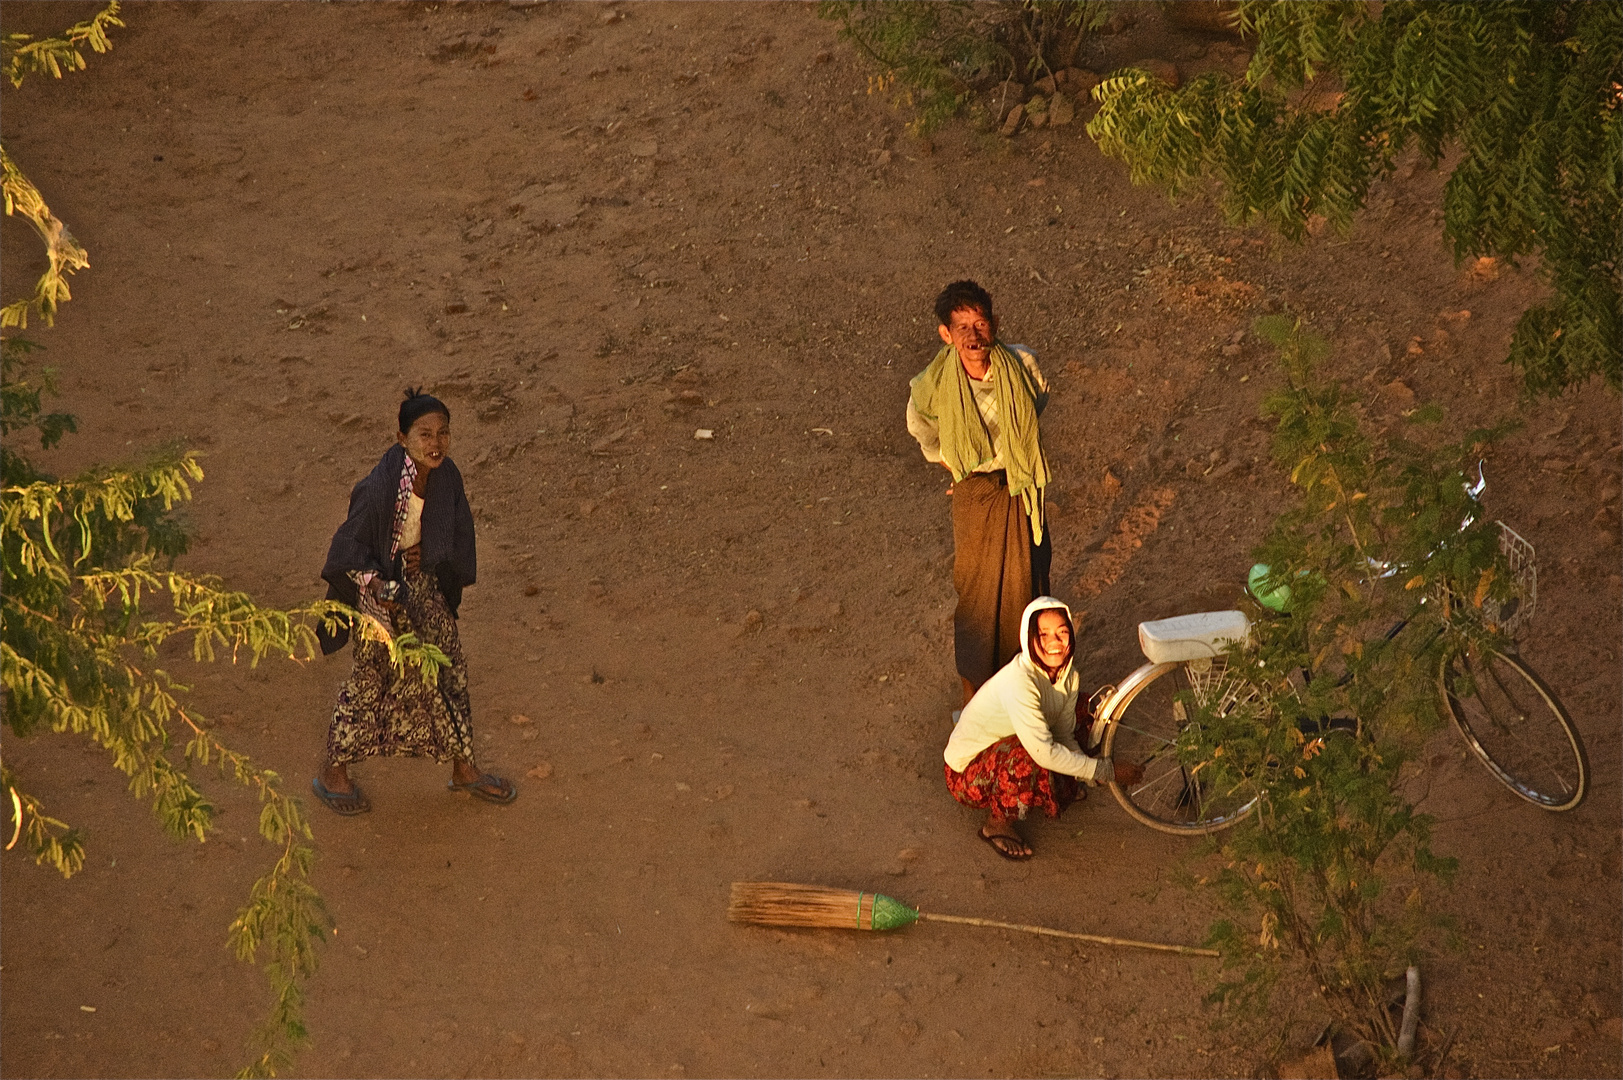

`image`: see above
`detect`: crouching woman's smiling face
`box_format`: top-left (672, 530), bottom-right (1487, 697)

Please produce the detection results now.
top-left (1032, 609), bottom-right (1072, 675)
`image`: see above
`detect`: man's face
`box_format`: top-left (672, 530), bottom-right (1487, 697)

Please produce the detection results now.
top-left (937, 304), bottom-right (997, 370)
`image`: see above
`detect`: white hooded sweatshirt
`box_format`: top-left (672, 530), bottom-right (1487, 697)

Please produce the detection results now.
top-left (943, 596), bottom-right (1111, 782)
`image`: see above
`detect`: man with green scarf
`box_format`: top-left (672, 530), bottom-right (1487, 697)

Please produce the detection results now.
top-left (907, 280), bottom-right (1054, 704)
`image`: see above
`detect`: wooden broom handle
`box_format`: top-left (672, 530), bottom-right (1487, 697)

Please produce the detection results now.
top-left (920, 912), bottom-right (1219, 957)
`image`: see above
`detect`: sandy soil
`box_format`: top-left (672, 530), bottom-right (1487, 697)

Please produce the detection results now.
top-left (2, 3), bottom-right (1619, 1078)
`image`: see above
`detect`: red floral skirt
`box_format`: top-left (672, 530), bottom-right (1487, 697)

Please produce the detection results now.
top-left (944, 735), bottom-right (1080, 821)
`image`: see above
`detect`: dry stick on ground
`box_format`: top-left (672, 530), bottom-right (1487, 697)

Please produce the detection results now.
top-left (728, 881), bottom-right (1219, 958)
top-left (1432, 1023), bottom-right (1459, 1080)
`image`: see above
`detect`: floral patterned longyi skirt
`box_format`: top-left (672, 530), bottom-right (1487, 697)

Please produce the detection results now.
top-left (324, 569), bottom-right (475, 766)
top-left (944, 735), bottom-right (1079, 821)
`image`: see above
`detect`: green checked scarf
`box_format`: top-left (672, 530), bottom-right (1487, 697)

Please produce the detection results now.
top-left (910, 341), bottom-right (1051, 544)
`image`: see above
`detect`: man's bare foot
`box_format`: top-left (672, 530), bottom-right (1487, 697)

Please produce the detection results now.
top-left (979, 817), bottom-right (1032, 860)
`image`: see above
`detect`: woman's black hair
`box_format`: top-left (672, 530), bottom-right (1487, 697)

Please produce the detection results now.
top-left (398, 386), bottom-right (450, 434)
top-left (1027, 606), bottom-right (1072, 670)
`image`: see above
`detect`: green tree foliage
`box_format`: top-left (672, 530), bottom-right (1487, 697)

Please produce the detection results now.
top-left (1, 140), bottom-right (89, 330)
top-left (3, 0), bottom-right (123, 86)
top-left (2, 342), bottom-right (450, 1076)
top-left (4, 342), bottom-right (301, 1074)
top-left (1185, 317), bottom-right (1530, 1062)
top-left (1, 10), bottom-right (447, 1074)
top-left (1, 0), bottom-right (120, 86)
top-left (1088, 1), bottom-right (1623, 396)
top-left (817, 0), bottom-right (1108, 134)
top-left (0, 1), bottom-right (122, 329)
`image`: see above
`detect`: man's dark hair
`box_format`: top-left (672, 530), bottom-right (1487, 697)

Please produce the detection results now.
top-left (934, 280), bottom-right (994, 327)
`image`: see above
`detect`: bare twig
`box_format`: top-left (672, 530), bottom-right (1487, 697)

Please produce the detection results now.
top-left (1432, 1023), bottom-right (1459, 1080)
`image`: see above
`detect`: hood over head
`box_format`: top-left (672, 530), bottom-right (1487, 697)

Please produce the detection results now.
top-left (1020, 595), bottom-right (1074, 675)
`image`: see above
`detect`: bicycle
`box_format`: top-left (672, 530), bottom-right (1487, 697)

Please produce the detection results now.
top-left (1085, 476), bottom-right (1589, 836)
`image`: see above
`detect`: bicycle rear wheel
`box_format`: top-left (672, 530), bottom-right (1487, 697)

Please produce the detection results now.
top-left (1101, 661), bottom-right (1259, 835)
top-left (1440, 645), bottom-right (1587, 811)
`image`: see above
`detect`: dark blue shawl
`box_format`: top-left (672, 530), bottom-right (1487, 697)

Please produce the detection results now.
top-left (317, 443), bottom-right (476, 654)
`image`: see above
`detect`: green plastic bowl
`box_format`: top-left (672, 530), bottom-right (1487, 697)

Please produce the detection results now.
top-left (1248, 563), bottom-right (1293, 612)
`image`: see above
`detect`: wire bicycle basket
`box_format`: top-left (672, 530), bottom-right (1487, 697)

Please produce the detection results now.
top-left (1492, 521), bottom-right (1537, 636)
top-left (1432, 521), bottom-right (1538, 638)
top-left (1180, 656), bottom-right (1267, 718)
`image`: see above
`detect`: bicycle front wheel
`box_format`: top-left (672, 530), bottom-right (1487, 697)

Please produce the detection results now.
top-left (1101, 661), bottom-right (1259, 835)
top-left (1441, 646), bottom-right (1588, 812)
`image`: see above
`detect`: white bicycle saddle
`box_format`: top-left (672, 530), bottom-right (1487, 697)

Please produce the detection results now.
top-left (1138, 610), bottom-right (1251, 664)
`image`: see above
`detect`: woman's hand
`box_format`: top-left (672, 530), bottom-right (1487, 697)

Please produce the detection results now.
top-left (1110, 759), bottom-right (1145, 788)
top-left (401, 544), bottom-right (422, 573)
top-left (366, 576), bottom-right (399, 612)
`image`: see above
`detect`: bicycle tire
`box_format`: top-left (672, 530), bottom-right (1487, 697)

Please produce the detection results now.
top-left (1101, 661), bottom-right (1259, 835)
top-left (1440, 646), bottom-right (1587, 811)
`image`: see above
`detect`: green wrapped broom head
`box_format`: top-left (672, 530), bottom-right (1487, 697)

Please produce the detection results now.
top-left (866, 892), bottom-right (921, 931)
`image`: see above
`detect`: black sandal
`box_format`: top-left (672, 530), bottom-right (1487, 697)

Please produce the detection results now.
top-left (979, 826), bottom-right (1031, 860)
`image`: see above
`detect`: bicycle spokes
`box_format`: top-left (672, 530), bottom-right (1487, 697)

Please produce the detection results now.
top-left (1442, 648), bottom-right (1587, 811)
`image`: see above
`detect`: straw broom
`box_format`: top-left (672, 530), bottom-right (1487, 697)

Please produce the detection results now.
top-left (728, 882), bottom-right (1218, 958)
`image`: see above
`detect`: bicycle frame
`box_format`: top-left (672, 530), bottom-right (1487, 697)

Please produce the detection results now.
top-left (1093, 661), bottom-right (1175, 727)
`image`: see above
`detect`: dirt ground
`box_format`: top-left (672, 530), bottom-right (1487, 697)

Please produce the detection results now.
top-left (2, 3), bottom-right (1619, 1078)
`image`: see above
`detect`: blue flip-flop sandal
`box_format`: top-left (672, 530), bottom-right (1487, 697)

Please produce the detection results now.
top-left (447, 772), bottom-right (517, 804)
top-left (311, 776), bottom-right (371, 816)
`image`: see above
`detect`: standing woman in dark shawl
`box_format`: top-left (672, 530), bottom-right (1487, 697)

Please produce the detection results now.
top-left (310, 389), bottom-right (516, 813)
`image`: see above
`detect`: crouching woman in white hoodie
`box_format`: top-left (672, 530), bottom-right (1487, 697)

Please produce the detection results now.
top-left (943, 596), bottom-right (1143, 859)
